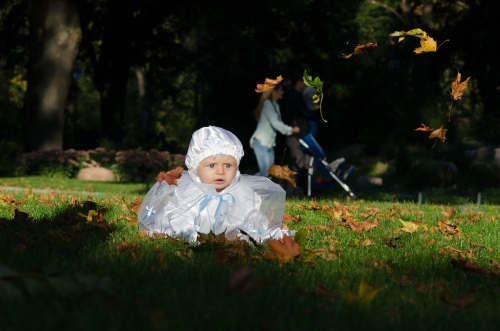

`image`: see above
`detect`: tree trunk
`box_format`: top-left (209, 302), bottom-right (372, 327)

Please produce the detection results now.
top-left (98, 0), bottom-right (134, 142)
top-left (22, 0), bottom-right (81, 152)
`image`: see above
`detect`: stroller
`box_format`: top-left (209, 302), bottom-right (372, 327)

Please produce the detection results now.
top-left (298, 133), bottom-right (355, 198)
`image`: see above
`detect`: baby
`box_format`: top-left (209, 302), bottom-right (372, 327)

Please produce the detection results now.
top-left (138, 126), bottom-right (289, 243)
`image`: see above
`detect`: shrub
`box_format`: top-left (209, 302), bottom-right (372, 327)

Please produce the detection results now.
top-left (14, 148), bottom-right (185, 182)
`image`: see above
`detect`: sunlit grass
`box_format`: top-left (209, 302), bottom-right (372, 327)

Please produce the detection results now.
top-left (1, 180), bottom-right (500, 330)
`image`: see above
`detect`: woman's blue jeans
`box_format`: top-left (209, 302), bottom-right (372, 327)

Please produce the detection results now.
top-left (252, 138), bottom-right (274, 177)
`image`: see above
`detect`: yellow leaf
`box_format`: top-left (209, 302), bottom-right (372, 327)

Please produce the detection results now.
top-left (414, 37), bottom-right (437, 54)
top-left (399, 220), bottom-right (419, 233)
top-left (344, 280), bottom-right (379, 304)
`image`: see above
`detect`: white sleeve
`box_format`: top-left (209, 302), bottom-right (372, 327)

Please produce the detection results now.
top-left (262, 101), bottom-right (292, 135)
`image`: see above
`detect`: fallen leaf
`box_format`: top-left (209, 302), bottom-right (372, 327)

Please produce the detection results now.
top-left (350, 238), bottom-right (376, 247)
top-left (297, 198), bottom-right (321, 210)
top-left (255, 75), bottom-right (283, 93)
top-left (448, 72), bottom-right (471, 121)
top-left (439, 246), bottom-right (475, 260)
top-left (451, 259), bottom-right (486, 273)
top-left (226, 265), bottom-right (251, 292)
top-left (367, 258), bottom-right (392, 273)
top-left (441, 207), bottom-right (456, 219)
top-left (466, 238), bottom-right (487, 250)
top-left (399, 220), bottom-right (419, 233)
top-left (437, 220), bottom-right (461, 239)
top-left (155, 166), bottom-right (183, 185)
top-left (440, 289), bottom-right (476, 309)
top-left (344, 280), bottom-right (379, 304)
top-left (128, 195), bottom-right (142, 214)
top-left (399, 268), bottom-right (414, 287)
top-left (383, 236), bottom-right (405, 248)
top-left (265, 234), bottom-right (300, 264)
top-left (348, 219), bottom-right (379, 233)
top-left (283, 213), bottom-right (300, 224)
top-left (341, 41), bottom-right (378, 59)
top-left (267, 164), bottom-right (297, 188)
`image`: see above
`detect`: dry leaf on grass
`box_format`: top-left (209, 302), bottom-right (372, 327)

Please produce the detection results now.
top-left (441, 207), bottom-right (456, 219)
top-left (267, 164), bottom-right (297, 188)
top-left (439, 246), bottom-right (475, 260)
top-left (155, 166), bottom-right (183, 185)
top-left (348, 219), bottom-right (379, 233)
top-left (283, 213), bottom-right (300, 224)
top-left (255, 75), bottom-right (283, 93)
top-left (344, 280), bottom-right (379, 304)
top-left (128, 195), bottom-right (142, 214)
top-left (297, 198), bottom-right (321, 210)
top-left (451, 259), bottom-right (486, 274)
top-left (265, 234), bottom-right (300, 265)
top-left (437, 220), bottom-right (461, 239)
top-left (341, 41), bottom-right (378, 59)
top-left (440, 289), bottom-right (476, 309)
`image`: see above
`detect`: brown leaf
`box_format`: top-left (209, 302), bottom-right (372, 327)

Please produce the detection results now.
top-left (429, 126), bottom-right (448, 143)
top-left (466, 237), bottom-right (486, 250)
top-left (440, 289), bottom-right (476, 309)
top-left (226, 265), bottom-right (251, 292)
top-left (439, 246), bottom-right (475, 260)
top-left (448, 72), bottom-right (471, 121)
top-left (315, 283), bottom-right (339, 300)
top-left (441, 207), bottom-right (456, 219)
top-left (255, 75), bottom-right (283, 93)
top-left (413, 124), bottom-right (434, 132)
top-left (267, 164), bottom-right (297, 188)
top-left (490, 259), bottom-right (500, 275)
top-left (367, 258), bottom-right (392, 273)
top-left (399, 268), bottom-right (414, 287)
top-left (283, 213), bottom-right (300, 224)
top-left (383, 237), bottom-right (405, 248)
top-left (128, 195), bottom-right (142, 214)
top-left (348, 219), bottom-right (379, 233)
top-left (155, 166), bottom-right (183, 185)
top-left (341, 41), bottom-right (378, 59)
top-left (451, 259), bottom-right (486, 273)
top-left (265, 234), bottom-right (300, 264)
top-left (437, 220), bottom-right (461, 239)
top-left (450, 72), bottom-right (471, 101)
top-left (297, 198), bottom-right (321, 210)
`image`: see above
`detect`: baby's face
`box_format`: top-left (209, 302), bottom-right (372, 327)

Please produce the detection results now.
top-left (197, 154), bottom-right (237, 192)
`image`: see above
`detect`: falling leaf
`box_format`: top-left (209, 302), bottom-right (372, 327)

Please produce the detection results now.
top-left (448, 72), bottom-right (471, 121)
top-left (341, 41), bottom-right (378, 59)
top-left (155, 166), bottom-right (183, 185)
top-left (303, 70), bottom-right (327, 122)
top-left (451, 259), bottom-right (486, 273)
top-left (344, 280), bottom-right (379, 304)
top-left (389, 28), bottom-right (427, 42)
top-left (265, 234), bottom-right (300, 264)
top-left (267, 164), bottom-right (297, 188)
top-left (413, 37), bottom-right (437, 54)
top-left (414, 124), bottom-right (434, 132)
top-left (429, 126), bottom-right (448, 148)
top-left (348, 219), bottom-right (379, 233)
top-left (437, 220), bottom-right (461, 239)
top-left (255, 75), bottom-right (283, 93)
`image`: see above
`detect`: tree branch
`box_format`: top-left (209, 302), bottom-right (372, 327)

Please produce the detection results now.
top-left (366, 0), bottom-right (404, 23)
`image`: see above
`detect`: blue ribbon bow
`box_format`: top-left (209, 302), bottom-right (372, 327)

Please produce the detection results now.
top-left (195, 193), bottom-right (235, 233)
top-left (142, 205), bottom-right (156, 225)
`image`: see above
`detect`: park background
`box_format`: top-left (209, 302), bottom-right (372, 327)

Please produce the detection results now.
top-left (1, 0), bottom-right (500, 192)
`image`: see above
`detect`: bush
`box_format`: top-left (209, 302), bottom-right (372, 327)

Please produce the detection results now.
top-left (14, 148), bottom-right (185, 183)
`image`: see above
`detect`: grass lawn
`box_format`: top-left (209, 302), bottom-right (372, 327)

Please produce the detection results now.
top-left (1, 176), bottom-right (500, 330)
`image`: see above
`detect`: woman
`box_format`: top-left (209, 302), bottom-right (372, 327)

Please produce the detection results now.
top-left (250, 84), bottom-right (300, 176)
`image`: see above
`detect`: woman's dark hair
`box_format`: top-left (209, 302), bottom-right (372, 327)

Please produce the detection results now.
top-left (254, 83), bottom-right (283, 121)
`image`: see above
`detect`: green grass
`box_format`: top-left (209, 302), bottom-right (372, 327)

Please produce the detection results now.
top-left (1, 178), bottom-right (500, 330)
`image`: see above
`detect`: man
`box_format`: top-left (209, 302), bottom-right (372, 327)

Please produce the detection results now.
top-left (284, 76), bottom-right (317, 197)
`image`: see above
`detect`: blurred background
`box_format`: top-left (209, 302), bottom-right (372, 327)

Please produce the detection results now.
top-left (1, 0), bottom-right (499, 191)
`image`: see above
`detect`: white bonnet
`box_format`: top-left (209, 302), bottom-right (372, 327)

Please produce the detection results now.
top-left (185, 126), bottom-right (244, 172)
